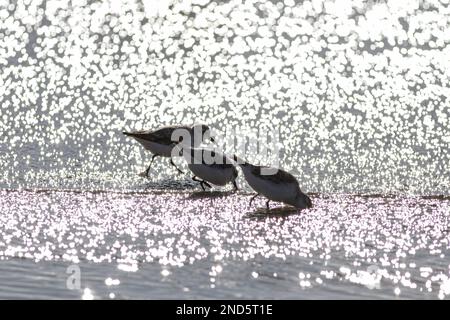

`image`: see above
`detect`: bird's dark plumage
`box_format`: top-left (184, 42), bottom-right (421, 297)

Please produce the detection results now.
top-left (186, 148), bottom-right (235, 169)
top-left (249, 165), bottom-right (299, 185)
top-left (123, 125), bottom-right (188, 145)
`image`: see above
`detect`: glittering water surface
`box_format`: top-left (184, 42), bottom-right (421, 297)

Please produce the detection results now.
top-left (1, 0), bottom-right (450, 299)
top-left (0, 190), bottom-right (449, 299)
top-left (1, 0), bottom-right (449, 193)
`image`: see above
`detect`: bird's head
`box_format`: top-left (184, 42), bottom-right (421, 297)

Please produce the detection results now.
top-left (293, 192), bottom-right (313, 209)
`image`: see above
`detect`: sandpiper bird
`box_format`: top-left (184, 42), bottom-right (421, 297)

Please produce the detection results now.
top-left (233, 155), bottom-right (312, 209)
top-left (123, 124), bottom-right (213, 177)
top-left (183, 148), bottom-right (238, 191)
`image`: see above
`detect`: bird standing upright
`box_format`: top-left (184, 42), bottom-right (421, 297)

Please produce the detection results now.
top-left (123, 124), bottom-right (213, 177)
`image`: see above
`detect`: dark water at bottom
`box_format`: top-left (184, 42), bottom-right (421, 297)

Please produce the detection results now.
top-left (0, 189), bottom-right (449, 299)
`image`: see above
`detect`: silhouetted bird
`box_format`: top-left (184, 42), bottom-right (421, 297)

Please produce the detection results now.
top-left (184, 148), bottom-right (238, 191)
top-left (234, 155), bottom-right (312, 209)
top-left (123, 124), bottom-right (213, 177)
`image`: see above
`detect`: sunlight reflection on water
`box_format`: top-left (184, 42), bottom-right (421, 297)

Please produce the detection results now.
top-left (0, 190), bottom-right (449, 299)
top-left (0, 0), bottom-right (449, 299)
top-left (0, 0), bottom-right (449, 194)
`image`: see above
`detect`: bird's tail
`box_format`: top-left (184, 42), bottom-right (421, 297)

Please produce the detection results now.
top-left (123, 131), bottom-right (139, 137)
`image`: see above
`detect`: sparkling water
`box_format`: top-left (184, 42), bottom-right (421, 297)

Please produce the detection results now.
top-left (0, 0), bottom-right (449, 299)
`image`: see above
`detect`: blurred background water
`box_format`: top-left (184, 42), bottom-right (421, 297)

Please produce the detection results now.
top-left (0, 0), bottom-right (449, 299)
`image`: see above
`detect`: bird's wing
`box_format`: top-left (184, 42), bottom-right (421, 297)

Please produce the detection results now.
top-left (188, 149), bottom-right (234, 169)
top-left (148, 127), bottom-right (178, 144)
top-left (251, 165), bottom-right (298, 185)
top-left (124, 126), bottom-right (183, 145)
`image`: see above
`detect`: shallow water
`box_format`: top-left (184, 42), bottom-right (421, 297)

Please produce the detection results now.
top-left (1, 0), bottom-right (450, 299)
top-left (0, 189), bottom-right (449, 299)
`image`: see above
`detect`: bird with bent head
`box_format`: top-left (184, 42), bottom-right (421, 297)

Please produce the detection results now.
top-left (183, 148), bottom-right (238, 191)
top-left (233, 155), bottom-right (312, 210)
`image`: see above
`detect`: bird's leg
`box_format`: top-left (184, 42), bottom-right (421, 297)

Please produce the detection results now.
top-left (249, 194), bottom-right (259, 207)
top-left (193, 176), bottom-right (206, 190)
top-left (170, 158), bottom-right (184, 174)
top-left (232, 180), bottom-right (239, 191)
top-left (145, 154), bottom-right (158, 177)
top-left (192, 175), bottom-right (211, 191)
top-left (266, 199), bottom-right (270, 209)
top-left (203, 181), bottom-right (212, 189)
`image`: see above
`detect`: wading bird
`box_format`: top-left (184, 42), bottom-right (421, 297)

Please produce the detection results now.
top-left (234, 155), bottom-right (312, 209)
top-left (123, 124), bottom-right (213, 177)
top-left (184, 148), bottom-right (238, 191)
